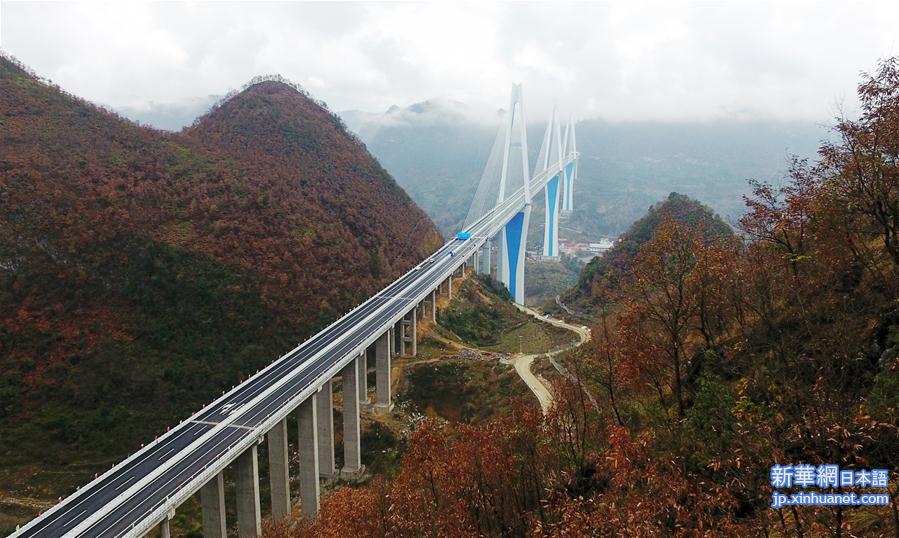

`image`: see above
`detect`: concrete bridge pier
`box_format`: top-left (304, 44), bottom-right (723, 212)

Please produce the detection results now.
top-left (402, 310), bottom-right (416, 356)
top-left (374, 331), bottom-right (392, 414)
top-left (159, 518), bottom-right (171, 538)
top-left (358, 351), bottom-right (368, 404)
top-left (498, 206), bottom-right (531, 304)
top-left (409, 309), bottom-right (417, 355)
top-left (496, 230), bottom-right (507, 286)
top-left (341, 357), bottom-right (363, 476)
top-left (430, 289), bottom-right (437, 321)
top-left (316, 379), bottom-right (335, 478)
top-left (442, 275), bottom-right (453, 299)
top-left (479, 240), bottom-right (491, 275)
top-left (201, 473), bottom-right (227, 538)
top-left (543, 172), bottom-right (561, 257)
top-left (563, 161), bottom-right (576, 212)
top-left (236, 444), bottom-right (261, 537)
top-left (297, 394), bottom-right (320, 518)
top-left (388, 326), bottom-right (395, 356)
top-left (266, 419), bottom-right (290, 520)
top-left (395, 319), bottom-right (405, 356)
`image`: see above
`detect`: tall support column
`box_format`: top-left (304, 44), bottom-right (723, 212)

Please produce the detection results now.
top-left (493, 83), bottom-right (532, 301)
top-left (564, 117), bottom-right (578, 212)
top-left (496, 230), bottom-right (507, 285)
top-left (397, 318), bottom-right (406, 356)
top-left (480, 240), bottom-right (491, 275)
top-left (159, 519), bottom-right (171, 538)
top-left (501, 206), bottom-right (531, 304)
top-left (201, 473), bottom-right (227, 538)
top-left (394, 320), bottom-right (404, 356)
top-left (432, 294), bottom-right (438, 319)
top-left (341, 358), bottom-right (362, 474)
top-left (448, 275), bottom-right (453, 299)
top-left (563, 161), bottom-right (576, 212)
top-left (236, 444), bottom-right (261, 537)
top-left (266, 419), bottom-right (290, 520)
top-left (541, 109), bottom-right (562, 258)
top-left (375, 331), bottom-right (392, 414)
top-left (316, 379), bottom-right (335, 478)
top-left (297, 394), bottom-right (320, 518)
top-left (409, 308), bottom-right (417, 356)
top-left (543, 173), bottom-right (561, 257)
top-left (358, 351), bottom-right (367, 404)
top-left (388, 326), bottom-right (395, 357)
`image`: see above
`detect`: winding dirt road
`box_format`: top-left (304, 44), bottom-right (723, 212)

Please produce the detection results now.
top-left (503, 305), bottom-right (591, 413)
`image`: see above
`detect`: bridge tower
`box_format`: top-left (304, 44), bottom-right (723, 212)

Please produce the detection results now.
top-left (540, 107), bottom-right (564, 258)
top-left (495, 83), bottom-right (531, 304)
top-left (561, 116), bottom-right (577, 212)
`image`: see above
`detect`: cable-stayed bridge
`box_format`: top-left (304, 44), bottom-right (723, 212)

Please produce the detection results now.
top-left (12, 84), bottom-right (579, 538)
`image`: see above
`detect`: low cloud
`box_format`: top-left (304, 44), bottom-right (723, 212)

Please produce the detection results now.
top-left (2, 2), bottom-right (897, 126)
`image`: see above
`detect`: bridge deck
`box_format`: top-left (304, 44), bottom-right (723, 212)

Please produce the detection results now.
top-left (14, 155), bottom-right (576, 538)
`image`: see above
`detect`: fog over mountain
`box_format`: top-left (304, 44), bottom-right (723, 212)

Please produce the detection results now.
top-left (116, 94), bottom-right (219, 131)
top-left (343, 100), bottom-right (828, 240)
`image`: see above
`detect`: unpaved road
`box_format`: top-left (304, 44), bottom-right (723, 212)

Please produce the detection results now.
top-left (503, 305), bottom-right (591, 413)
top-left (508, 355), bottom-right (554, 413)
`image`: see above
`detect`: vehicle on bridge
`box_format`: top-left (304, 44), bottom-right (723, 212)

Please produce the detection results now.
top-left (455, 232), bottom-right (472, 240)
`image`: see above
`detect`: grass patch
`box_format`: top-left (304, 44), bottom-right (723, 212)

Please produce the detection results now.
top-left (397, 359), bottom-right (534, 423)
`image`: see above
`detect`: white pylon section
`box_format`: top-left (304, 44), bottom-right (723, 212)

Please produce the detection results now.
top-left (495, 84), bottom-right (531, 304)
top-left (541, 107), bottom-right (564, 258)
top-left (562, 116), bottom-right (578, 212)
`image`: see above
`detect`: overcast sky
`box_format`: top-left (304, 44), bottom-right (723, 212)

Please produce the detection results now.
top-left (2, 1), bottom-right (898, 127)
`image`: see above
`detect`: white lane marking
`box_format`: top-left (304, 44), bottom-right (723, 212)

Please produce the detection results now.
top-left (9, 422), bottom-right (206, 538)
top-left (114, 477), bottom-right (136, 492)
top-left (68, 157), bottom-right (574, 538)
top-left (105, 261), bottom-right (468, 536)
top-left (191, 420), bottom-right (255, 431)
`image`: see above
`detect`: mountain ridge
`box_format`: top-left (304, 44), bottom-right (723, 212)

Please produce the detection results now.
top-left (562, 192), bottom-right (733, 312)
top-left (0, 54), bottom-right (441, 509)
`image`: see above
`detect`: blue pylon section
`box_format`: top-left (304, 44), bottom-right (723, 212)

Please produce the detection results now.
top-left (503, 208), bottom-right (529, 302)
top-left (543, 174), bottom-right (560, 257)
top-left (563, 161), bottom-right (575, 211)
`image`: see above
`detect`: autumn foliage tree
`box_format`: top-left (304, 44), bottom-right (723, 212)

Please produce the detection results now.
top-left (287, 57), bottom-right (899, 538)
top-left (0, 54), bottom-right (442, 493)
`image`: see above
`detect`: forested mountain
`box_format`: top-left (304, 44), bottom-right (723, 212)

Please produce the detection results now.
top-left (562, 192), bottom-right (732, 312)
top-left (347, 100), bottom-right (496, 236)
top-left (348, 104), bottom-right (825, 239)
top-left (280, 59), bottom-right (899, 537)
top-left (0, 55), bottom-right (441, 504)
